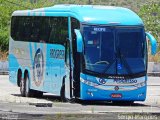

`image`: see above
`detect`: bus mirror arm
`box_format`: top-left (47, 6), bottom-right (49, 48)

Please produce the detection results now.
top-left (74, 29), bottom-right (83, 53)
top-left (146, 32), bottom-right (157, 55)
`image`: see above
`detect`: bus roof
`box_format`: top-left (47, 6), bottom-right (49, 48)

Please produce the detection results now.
top-left (12, 4), bottom-right (143, 26)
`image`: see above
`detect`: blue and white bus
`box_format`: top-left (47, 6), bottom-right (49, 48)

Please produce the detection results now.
top-left (9, 5), bottom-right (157, 103)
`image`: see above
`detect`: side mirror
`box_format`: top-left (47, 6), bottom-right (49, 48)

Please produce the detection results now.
top-left (74, 29), bottom-right (83, 53)
top-left (146, 32), bottom-right (157, 55)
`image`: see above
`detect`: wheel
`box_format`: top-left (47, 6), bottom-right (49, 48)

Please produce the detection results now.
top-left (24, 73), bottom-right (34, 97)
top-left (60, 84), bottom-right (67, 102)
top-left (20, 78), bottom-right (25, 97)
top-left (60, 84), bottom-right (75, 103)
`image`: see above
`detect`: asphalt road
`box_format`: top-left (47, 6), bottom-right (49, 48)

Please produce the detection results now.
top-left (0, 75), bottom-right (160, 120)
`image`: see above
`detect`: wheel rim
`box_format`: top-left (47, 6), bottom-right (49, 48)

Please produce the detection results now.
top-left (20, 79), bottom-right (24, 94)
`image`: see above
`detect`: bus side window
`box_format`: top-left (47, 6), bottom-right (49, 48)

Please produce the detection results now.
top-left (11, 16), bottom-right (18, 40)
top-left (23, 17), bottom-right (32, 42)
top-left (39, 17), bottom-right (50, 43)
top-left (17, 17), bottom-right (25, 41)
top-left (48, 17), bottom-right (68, 45)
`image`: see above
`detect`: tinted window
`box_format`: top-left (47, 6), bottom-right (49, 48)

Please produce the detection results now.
top-left (71, 18), bottom-right (80, 52)
top-left (71, 17), bottom-right (80, 38)
top-left (11, 16), bottom-right (68, 45)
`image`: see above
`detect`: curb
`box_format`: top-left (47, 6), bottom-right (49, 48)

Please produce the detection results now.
top-left (0, 71), bottom-right (8, 75)
top-left (148, 72), bottom-right (160, 77)
top-left (29, 102), bottom-right (53, 107)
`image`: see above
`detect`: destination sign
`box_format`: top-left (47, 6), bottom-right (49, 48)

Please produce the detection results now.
top-left (93, 27), bottom-right (106, 32)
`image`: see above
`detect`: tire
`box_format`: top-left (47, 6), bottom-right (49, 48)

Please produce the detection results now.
top-left (60, 84), bottom-right (75, 103)
top-left (20, 78), bottom-right (25, 97)
top-left (24, 73), bottom-right (34, 97)
top-left (60, 84), bottom-right (67, 102)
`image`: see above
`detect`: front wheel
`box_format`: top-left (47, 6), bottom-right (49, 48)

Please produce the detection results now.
top-left (60, 84), bottom-right (67, 102)
top-left (60, 84), bottom-right (75, 103)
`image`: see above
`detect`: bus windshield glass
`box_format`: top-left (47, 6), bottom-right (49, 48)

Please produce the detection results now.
top-left (82, 25), bottom-right (146, 76)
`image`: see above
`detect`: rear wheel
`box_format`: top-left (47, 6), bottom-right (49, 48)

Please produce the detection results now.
top-left (20, 78), bottom-right (25, 97)
top-left (24, 73), bottom-right (34, 97)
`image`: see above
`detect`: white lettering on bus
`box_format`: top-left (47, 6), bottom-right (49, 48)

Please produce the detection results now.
top-left (94, 28), bottom-right (106, 32)
top-left (114, 79), bottom-right (137, 84)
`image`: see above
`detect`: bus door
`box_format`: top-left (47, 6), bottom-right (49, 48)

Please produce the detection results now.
top-left (64, 40), bottom-right (73, 99)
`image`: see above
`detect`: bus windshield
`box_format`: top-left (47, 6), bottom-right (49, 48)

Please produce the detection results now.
top-left (82, 25), bottom-right (146, 76)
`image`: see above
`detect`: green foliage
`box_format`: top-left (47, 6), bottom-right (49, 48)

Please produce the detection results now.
top-left (0, 0), bottom-right (53, 51)
top-left (139, 2), bottom-right (160, 51)
top-left (0, 29), bottom-right (8, 51)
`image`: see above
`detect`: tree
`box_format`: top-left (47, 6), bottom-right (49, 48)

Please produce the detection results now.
top-left (0, 0), bottom-right (53, 52)
top-left (139, 2), bottom-right (160, 51)
top-left (138, 2), bottom-right (160, 62)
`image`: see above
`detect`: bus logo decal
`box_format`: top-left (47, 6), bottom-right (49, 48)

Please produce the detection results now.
top-left (99, 78), bottom-right (106, 84)
top-left (33, 48), bottom-right (44, 87)
top-left (50, 49), bottom-right (65, 59)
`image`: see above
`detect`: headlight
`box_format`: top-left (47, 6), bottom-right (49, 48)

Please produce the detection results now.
top-left (134, 81), bottom-right (146, 88)
top-left (80, 78), bottom-right (99, 86)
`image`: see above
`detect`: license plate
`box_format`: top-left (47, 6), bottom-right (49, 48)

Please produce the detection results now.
top-left (111, 93), bottom-right (122, 98)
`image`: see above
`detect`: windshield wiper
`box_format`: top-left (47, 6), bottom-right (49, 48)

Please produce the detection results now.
top-left (117, 47), bottom-right (132, 74)
top-left (102, 53), bottom-right (117, 74)
top-left (102, 48), bottom-right (132, 75)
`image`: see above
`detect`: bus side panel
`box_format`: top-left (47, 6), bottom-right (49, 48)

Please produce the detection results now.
top-left (9, 54), bottom-right (20, 85)
top-left (44, 44), bottom-right (65, 95)
top-left (9, 38), bottom-right (33, 86)
top-left (9, 37), bottom-right (66, 95)
top-left (29, 43), bottom-right (65, 95)
top-left (9, 38), bottom-right (20, 85)
top-left (28, 42), bottom-right (48, 92)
